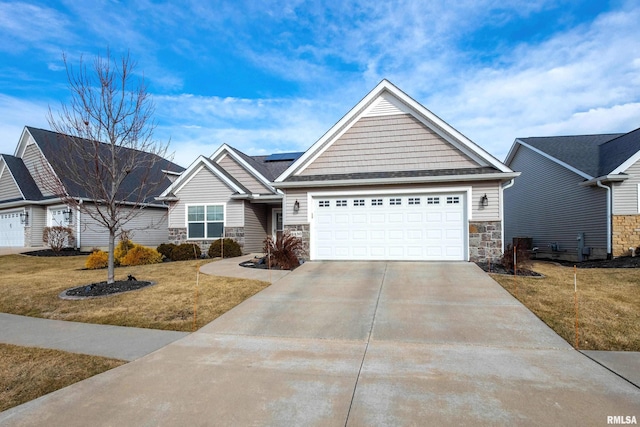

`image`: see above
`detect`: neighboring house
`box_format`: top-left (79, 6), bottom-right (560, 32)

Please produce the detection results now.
top-left (504, 128), bottom-right (640, 261)
top-left (163, 80), bottom-right (518, 262)
top-left (0, 126), bottom-right (184, 250)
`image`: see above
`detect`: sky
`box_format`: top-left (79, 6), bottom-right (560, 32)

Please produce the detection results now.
top-left (0, 0), bottom-right (639, 168)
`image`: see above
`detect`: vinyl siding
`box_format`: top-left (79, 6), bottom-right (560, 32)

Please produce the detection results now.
top-left (28, 206), bottom-right (46, 246)
top-left (217, 155), bottom-right (271, 194)
top-left (0, 166), bottom-right (22, 201)
top-left (283, 181), bottom-right (500, 225)
top-left (22, 143), bottom-right (55, 197)
top-left (612, 158), bottom-right (640, 214)
top-left (169, 166), bottom-right (243, 228)
top-left (299, 114), bottom-right (479, 176)
top-left (504, 145), bottom-right (607, 255)
top-left (79, 205), bottom-right (168, 248)
top-left (244, 202), bottom-right (268, 252)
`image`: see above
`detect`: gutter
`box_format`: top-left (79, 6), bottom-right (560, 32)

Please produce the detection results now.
top-left (581, 174), bottom-right (627, 186)
top-left (596, 180), bottom-right (612, 257)
top-left (273, 172), bottom-right (521, 189)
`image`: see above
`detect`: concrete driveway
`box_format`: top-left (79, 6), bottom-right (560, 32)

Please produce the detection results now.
top-left (1, 262), bottom-right (638, 426)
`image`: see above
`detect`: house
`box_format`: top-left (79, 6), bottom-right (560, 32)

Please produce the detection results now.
top-left (162, 80), bottom-right (518, 262)
top-left (0, 126), bottom-right (184, 250)
top-left (504, 127), bottom-right (640, 261)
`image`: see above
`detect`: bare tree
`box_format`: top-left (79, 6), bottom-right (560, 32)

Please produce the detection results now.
top-left (46, 50), bottom-right (171, 284)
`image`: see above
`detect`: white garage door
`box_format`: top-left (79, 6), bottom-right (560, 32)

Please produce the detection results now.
top-left (0, 211), bottom-right (24, 247)
top-left (312, 193), bottom-right (466, 261)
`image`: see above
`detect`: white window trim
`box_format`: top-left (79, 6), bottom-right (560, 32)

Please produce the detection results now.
top-left (185, 203), bottom-right (226, 240)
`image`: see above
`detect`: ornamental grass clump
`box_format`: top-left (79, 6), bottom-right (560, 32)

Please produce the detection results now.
top-left (263, 232), bottom-right (306, 270)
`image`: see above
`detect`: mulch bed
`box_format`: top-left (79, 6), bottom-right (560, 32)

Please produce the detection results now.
top-left (550, 256), bottom-right (640, 269)
top-left (475, 262), bottom-right (542, 276)
top-left (60, 281), bottom-right (154, 299)
top-left (24, 248), bottom-right (91, 257)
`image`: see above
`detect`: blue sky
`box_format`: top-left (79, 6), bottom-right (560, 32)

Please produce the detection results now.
top-left (1, 0), bottom-right (639, 167)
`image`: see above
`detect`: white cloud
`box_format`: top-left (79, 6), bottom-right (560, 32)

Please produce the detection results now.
top-left (0, 95), bottom-right (50, 155)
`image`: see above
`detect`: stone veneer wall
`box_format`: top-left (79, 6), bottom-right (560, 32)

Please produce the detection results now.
top-left (468, 221), bottom-right (502, 263)
top-left (168, 227), bottom-right (245, 254)
top-left (612, 215), bottom-right (640, 257)
top-left (284, 224), bottom-right (310, 260)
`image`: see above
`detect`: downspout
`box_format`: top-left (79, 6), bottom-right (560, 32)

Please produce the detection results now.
top-left (500, 179), bottom-right (515, 254)
top-left (76, 200), bottom-right (83, 250)
top-left (596, 180), bottom-right (612, 258)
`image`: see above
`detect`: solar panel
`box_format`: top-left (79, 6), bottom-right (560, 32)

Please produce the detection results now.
top-left (264, 152), bottom-right (304, 162)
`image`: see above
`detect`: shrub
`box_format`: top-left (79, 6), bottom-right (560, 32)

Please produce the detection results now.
top-left (263, 232), bottom-right (306, 270)
top-left (119, 245), bottom-right (163, 266)
top-left (171, 243), bottom-right (201, 261)
top-left (43, 226), bottom-right (75, 253)
top-left (208, 238), bottom-right (242, 258)
top-left (114, 239), bottom-right (135, 264)
top-left (85, 250), bottom-right (108, 269)
top-left (501, 243), bottom-right (531, 273)
top-left (157, 243), bottom-right (177, 260)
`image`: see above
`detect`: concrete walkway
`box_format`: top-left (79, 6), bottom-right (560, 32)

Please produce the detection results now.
top-left (199, 253), bottom-right (292, 282)
top-left (0, 313), bottom-right (188, 361)
top-left (1, 261), bottom-right (638, 426)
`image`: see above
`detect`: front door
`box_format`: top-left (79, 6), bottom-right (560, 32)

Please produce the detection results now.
top-left (272, 209), bottom-right (283, 239)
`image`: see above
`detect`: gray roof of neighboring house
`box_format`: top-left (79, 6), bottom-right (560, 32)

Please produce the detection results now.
top-left (27, 127), bottom-right (185, 204)
top-left (1, 154), bottom-right (44, 201)
top-left (518, 128), bottom-right (640, 177)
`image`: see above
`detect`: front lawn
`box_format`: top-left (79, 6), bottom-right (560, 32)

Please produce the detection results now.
top-left (490, 261), bottom-right (640, 351)
top-left (0, 343), bottom-right (125, 412)
top-left (0, 254), bottom-right (270, 331)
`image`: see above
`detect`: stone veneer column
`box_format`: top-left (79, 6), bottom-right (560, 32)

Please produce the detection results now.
top-left (612, 215), bottom-right (640, 257)
top-left (468, 221), bottom-right (502, 263)
top-left (284, 224), bottom-right (310, 259)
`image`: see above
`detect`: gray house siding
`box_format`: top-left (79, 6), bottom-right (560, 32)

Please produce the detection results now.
top-left (22, 143), bottom-right (55, 198)
top-left (79, 206), bottom-right (168, 249)
top-left (505, 146), bottom-right (608, 260)
top-left (612, 158), bottom-right (640, 214)
top-left (244, 202), bottom-right (268, 252)
top-left (299, 114), bottom-right (479, 176)
top-left (168, 167), bottom-right (243, 229)
top-left (0, 167), bottom-right (21, 200)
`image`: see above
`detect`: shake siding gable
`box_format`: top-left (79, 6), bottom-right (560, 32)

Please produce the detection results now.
top-left (505, 146), bottom-right (607, 254)
top-left (217, 155), bottom-right (272, 194)
top-left (299, 114), bottom-right (479, 176)
top-left (612, 158), bottom-right (640, 214)
top-left (169, 167), bottom-right (243, 229)
top-left (0, 167), bottom-right (22, 200)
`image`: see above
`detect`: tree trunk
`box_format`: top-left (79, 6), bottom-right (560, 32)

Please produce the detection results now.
top-left (107, 229), bottom-right (115, 284)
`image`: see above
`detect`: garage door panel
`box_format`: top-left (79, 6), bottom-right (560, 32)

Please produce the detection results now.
top-left (312, 193), bottom-right (465, 261)
top-left (0, 211), bottom-right (24, 247)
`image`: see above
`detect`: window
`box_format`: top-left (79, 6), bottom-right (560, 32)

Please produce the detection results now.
top-left (427, 197), bottom-right (440, 205)
top-left (336, 200), bottom-right (347, 207)
top-left (353, 199), bottom-right (365, 206)
top-left (319, 200), bottom-right (330, 207)
top-left (408, 197), bottom-right (421, 205)
top-left (390, 198), bottom-right (402, 205)
top-left (187, 205), bottom-right (224, 239)
top-left (447, 196), bottom-right (460, 204)
top-left (371, 199), bottom-right (383, 206)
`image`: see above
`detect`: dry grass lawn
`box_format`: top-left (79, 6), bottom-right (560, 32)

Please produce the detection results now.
top-left (0, 343), bottom-right (125, 412)
top-left (0, 254), bottom-right (270, 331)
top-left (491, 261), bottom-right (640, 351)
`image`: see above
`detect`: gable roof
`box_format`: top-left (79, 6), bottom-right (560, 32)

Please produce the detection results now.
top-left (24, 127), bottom-right (184, 204)
top-left (0, 154), bottom-right (43, 202)
top-left (506, 127), bottom-right (640, 180)
top-left (276, 79), bottom-right (514, 184)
